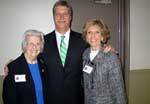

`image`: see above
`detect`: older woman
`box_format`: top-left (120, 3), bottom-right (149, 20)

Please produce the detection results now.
top-left (82, 19), bottom-right (127, 104)
top-left (2, 29), bottom-right (48, 104)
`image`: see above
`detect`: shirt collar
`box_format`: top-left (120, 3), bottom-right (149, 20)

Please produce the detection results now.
top-left (55, 28), bottom-right (70, 36)
top-left (55, 29), bottom-right (70, 43)
top-left (55, 29), bottom-right (70, 51)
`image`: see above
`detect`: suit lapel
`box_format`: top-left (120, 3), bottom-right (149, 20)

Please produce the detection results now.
top-left (21, 54), bottom-right (32, 75)
top-left (64, 31), bottom-right (75, 68)
top-left (51, 32), bottom-right (64, 68)
top-left (20, 54), bottom-right (36, 94)
top-left (49, 31), bottom-right (77, 69)
top-left (50, 31), bottom-right (74, 68)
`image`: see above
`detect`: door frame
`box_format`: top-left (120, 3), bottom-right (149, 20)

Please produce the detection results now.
top-left (119, 0), bottom-right (130, 96)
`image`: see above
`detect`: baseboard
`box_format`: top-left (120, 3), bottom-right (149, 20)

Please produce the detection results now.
top-left (0, 75), bottom-right (4, 104)
top-left (128, 69), bottom-right (150, 104)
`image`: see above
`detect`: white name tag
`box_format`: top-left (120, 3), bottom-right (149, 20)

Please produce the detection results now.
top-left (83, 65), bottom-right (93, 74)
top-left (14, 75), bottom-right (26, 82)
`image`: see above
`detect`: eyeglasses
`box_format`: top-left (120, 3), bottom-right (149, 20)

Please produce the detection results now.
top-left (27, 42), bottom-right (41, 48)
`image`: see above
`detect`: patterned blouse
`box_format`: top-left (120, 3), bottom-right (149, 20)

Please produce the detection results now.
top-left (83, 48), bottom-right (127, 104)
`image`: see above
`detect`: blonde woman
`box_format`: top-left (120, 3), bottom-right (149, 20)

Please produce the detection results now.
top-left (82, 19), bottom-right (127, 104)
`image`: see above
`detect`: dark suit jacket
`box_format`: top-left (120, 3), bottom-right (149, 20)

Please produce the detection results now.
top-left (43, 30), bottom-right (87, 104)
top-left (2, 54), bottom-right (48, 104)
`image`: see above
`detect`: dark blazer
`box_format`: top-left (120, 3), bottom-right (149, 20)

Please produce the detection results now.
top-left (43, 30), bottom-right (87, 104)
top-left (2, 54), bottom-right (48, 104)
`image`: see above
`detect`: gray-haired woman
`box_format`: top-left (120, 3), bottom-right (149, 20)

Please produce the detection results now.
top-left (3, 29), bottom-right (48, 104)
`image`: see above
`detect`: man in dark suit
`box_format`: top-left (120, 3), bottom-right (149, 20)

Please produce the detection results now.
top-left (43, 1), bottom-right (87, 104)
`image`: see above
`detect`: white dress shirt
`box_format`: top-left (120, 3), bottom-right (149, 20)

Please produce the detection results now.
top-left (55, 29), bottom-right (70, 54)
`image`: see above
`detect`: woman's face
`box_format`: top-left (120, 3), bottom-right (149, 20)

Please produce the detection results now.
top-left (86, 25), bottom-right (103, 50)
top-left (25, 35), bottom-right (42, 60)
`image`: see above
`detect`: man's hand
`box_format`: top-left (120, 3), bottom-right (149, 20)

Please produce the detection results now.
top-left (4, 59), bottom-right (13, 76)
top-left (103, 44), bottom-right (118, 54)
top-left (4, 66), bottom-right (9, 76)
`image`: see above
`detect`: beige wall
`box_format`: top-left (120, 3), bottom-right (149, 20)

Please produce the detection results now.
top-left (129, 1), bottom-right (150, 103)
top-left (130, 0), bottom-right (150, 70)
top-left (0, 0), bottom-right (58, 75)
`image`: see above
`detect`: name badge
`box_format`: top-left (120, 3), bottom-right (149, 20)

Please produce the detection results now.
top-left (83, 65), bottom-right (93, 74)
top-left (14, 75), bottom-right (26, 82)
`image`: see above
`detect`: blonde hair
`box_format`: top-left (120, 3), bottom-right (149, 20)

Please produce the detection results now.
top-left (82, 19), bottom-right (110, 44)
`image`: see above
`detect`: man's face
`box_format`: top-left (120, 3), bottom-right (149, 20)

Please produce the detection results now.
top-left (53, 5), bottom-right (72, 32)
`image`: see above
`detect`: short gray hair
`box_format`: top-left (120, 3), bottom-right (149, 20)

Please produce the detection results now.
top-left (22, 29), bottom-right (45, 52)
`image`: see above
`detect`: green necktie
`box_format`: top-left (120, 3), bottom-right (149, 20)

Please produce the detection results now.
top-left (60, 36), bottom-right (67, 66)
